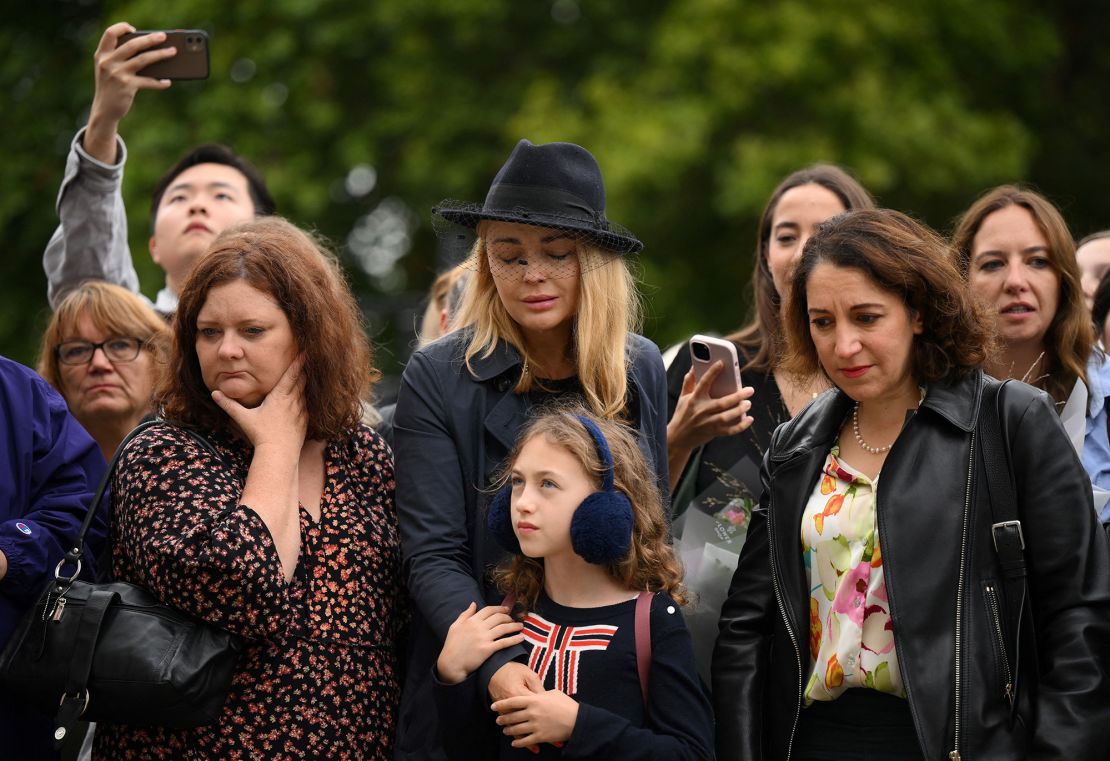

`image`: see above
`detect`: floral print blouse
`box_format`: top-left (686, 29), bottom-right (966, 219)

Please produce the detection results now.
top-left (801, 443), bottom-right (905, 704)
top-left (94, 422), bottom-right (404, 760)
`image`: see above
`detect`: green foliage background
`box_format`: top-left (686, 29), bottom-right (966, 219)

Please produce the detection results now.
top-left (4, 0), bottom-right (1110, 392)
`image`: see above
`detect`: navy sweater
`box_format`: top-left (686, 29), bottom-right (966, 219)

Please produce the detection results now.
top-left (434, 592), bottom-right (714, 760)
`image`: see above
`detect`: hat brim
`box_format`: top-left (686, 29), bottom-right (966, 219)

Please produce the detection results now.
top-left (434, 206), bottom-right (642, 254)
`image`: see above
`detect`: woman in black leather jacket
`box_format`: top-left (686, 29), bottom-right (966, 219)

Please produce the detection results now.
top-left (712, 209), bottom-right (1110, 760)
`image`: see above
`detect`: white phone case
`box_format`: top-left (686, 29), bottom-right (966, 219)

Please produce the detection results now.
top-left (688, 335), bottom-right (742, 398)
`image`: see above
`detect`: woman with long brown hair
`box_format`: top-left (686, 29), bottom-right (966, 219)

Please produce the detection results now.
top-left (665, 166), bottom-right (874, 672)
top-left (667, 165), bottom-right (875, 507)
top-left (952, 185), bottom-right (1090, 404)
top-left (952, 185), bottom-right (1110, 492)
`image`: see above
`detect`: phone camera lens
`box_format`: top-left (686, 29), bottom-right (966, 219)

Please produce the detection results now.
top-left (691, 342), bottom-right (710, 362)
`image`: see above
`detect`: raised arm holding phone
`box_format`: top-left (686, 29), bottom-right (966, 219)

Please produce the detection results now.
top-left (43, 23), bottom-right (273, 316)
top-left (83, 24), bottom-right (176, 165)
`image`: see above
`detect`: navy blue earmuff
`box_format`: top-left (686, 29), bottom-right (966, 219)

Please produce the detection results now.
top-left (487, 485), bottom-right (520, 554)
top-left (486, 414), bottom-right (634, 564)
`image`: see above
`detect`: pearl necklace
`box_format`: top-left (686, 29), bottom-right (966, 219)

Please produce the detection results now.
top-left (852, 388), bottom-right (927, 455)
top-left (852, 402), bottom-right (892, 454)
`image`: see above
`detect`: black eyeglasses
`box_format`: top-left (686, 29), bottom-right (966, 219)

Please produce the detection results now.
top-left (55, 337), bottom-right (144, 366)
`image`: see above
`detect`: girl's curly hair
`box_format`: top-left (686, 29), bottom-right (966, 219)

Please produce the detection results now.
top-left (492, 404), bottom-right (686, 615)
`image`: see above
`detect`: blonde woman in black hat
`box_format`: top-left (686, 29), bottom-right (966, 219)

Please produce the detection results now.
top-left (392, 140), bottom-right (670, 760)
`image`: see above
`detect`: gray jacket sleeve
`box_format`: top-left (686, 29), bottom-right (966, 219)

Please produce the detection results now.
top-left (43, 127), bottom-right (142, 309)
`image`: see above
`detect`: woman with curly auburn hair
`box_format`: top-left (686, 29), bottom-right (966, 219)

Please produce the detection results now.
top-left (434, 407), bottom-right (712, 759)
top-left (392, 139), bottom-right (669, 760)
top-left (95, 217), bottom-right (404, 759)
top-left (714, 209), bottom-right (1110, 760)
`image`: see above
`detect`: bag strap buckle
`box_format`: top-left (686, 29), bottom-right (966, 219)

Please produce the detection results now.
top-left (58, 689), bottom-right (90, 714)
top-left (991, 520), bottom-right (1025, 553)
top-left (54, 557), bottom-right (82, 584)
top-left (992, 520), bottom-right (1027, 580)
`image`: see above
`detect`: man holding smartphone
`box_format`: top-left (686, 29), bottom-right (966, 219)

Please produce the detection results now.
top-left (43, 23), bottom-right (275, 316)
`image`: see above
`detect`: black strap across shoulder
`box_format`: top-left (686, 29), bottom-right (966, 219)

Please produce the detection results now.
top-left (976, 378), bottom-right (1029, 713)
top-left (62, 420), bottom-right (224, 583)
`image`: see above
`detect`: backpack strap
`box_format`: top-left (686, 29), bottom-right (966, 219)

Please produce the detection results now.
top-left (634, 591), bottom-right (653, 707)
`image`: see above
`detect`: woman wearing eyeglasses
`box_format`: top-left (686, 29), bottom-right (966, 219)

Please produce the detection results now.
top-left (38, 281), bottom-right (169, 460)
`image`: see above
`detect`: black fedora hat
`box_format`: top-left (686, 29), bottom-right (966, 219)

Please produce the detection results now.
top-left (434, 139), bottom-right (642, 254)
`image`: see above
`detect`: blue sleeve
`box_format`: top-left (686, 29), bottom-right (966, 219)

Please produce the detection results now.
top-left (562, 596), bottom-right (715, 760)
top-left (0, 358), bottom-right (105, 613)
top-left (1082, 351), bottom-right (1110, 502)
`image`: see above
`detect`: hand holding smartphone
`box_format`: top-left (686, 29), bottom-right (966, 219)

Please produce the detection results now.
top-left (117, 29), bottom-right (210, 80)
top-left (688, 335), bottom-right (742, 399)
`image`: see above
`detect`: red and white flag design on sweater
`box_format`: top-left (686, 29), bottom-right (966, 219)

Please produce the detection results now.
top-left (523, 612), bottom-right (618, 695)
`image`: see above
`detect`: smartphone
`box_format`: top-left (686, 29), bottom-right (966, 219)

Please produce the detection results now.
top-left (688, 335), bottom-right (742, 398)
top-left (118, 30), bottom-right (209, 80)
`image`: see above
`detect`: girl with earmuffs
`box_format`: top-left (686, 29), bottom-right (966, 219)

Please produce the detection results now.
top-left (392, 139), bottom-right (670, 759)
top-left (433, 408), bottom-right (713, 759)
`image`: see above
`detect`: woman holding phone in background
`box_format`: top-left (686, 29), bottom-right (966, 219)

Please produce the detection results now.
top-left (667, 165), bottom-right (875, 510)
top-left (665, 166), bottom-right (874, 673)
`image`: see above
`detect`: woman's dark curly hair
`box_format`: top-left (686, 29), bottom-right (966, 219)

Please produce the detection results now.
top-left (781, 208), bottom-right (994, 385)
top-left (158, 217), bottom-right (378, 439)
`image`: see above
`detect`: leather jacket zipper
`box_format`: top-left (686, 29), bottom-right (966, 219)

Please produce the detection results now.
top-left (767, 473), bottom-right (803, 761)
top-left (983, 584), bottom-right (1014, 706)
top-left (950, 431), bottom-right (975, 761)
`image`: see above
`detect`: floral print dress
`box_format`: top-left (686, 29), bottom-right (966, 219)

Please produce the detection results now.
top-left (94, 422), bottom-right (404, 760)
top-left (801, 443), bottom-right (904, 704)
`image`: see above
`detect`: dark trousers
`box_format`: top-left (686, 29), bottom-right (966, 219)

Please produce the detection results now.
top-left (793, 689), bottom-right (925, 761)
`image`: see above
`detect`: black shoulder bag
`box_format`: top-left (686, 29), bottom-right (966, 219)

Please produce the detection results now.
top-left (0, 420), bottom-right (243, 747)
top-left (977, 379), bottom-right (1035, 719)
